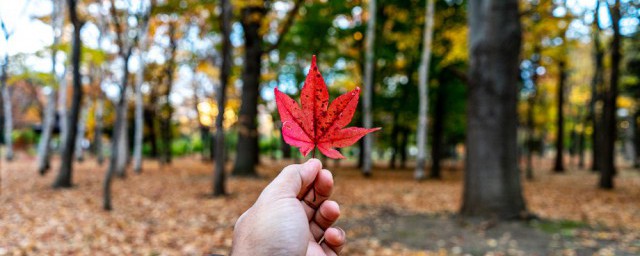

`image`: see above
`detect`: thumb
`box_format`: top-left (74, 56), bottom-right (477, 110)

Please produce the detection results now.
top-left (261, 159), bottom-right (322, 200)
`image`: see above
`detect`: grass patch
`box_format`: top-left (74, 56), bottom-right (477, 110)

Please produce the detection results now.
top-left (530, 219), bottom-right (588, 237)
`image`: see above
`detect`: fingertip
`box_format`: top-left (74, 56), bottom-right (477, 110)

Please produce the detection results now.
top-left (305, 158), bottom-right (323, 171)
top-left (321, 200), bottom-right (340, 220)
top-left (324, 227), bottom-right (346, 248)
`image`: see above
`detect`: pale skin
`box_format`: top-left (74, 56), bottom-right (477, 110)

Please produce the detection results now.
top-left (231, 159), bottom-right (346, 255)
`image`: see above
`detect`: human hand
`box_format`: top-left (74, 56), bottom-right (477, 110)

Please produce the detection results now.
top-left (231, 159), bottom-right (345, 255)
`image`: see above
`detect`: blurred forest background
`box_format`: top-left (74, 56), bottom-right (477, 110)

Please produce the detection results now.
top-left (1, 0), bottom-right (640, 255)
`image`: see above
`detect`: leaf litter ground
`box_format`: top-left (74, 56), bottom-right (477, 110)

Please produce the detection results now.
top-left (1, 155), bottom-right (639, 255)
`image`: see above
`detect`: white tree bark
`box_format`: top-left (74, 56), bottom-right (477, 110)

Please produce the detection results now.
top-left (115, 88), bottom-right (129, 177)
top-left (57, 69), bottom-right (68, 146)
top-left (37, 0), bottom-right (64, 173)
top-left (37, 89), bottom-right (56, 174)
top-left (133, 22), bottom-right (150, 174)
top-left (1, 69), bottom-right (13, 161)
top-left (362, 0), bottom-right (377, 176)
top-left (415, 0), bottom-right (436, 180)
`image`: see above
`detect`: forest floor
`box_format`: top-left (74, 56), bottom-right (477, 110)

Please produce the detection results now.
top-left (1, 154), bottom-right (640, 255)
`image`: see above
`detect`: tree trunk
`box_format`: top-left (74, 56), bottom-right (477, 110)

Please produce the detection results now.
top-left (213, 0), bottom-right (232, 196)
top-left (94, 96), bottom-right (105, 165)
top-left (145, 107), bottom-right (159, 158)
top-left (104, 95), bottom-right (125, 210)
top-left (461, 0), bottom-right (526, 219)
top-left (115, 94), bottom-right (128, 177)
top-left (400, 127), bottom-right (408, 169)
top-left (600, 0), bottom-right (621, 189)
top-left (37, 89), bottom-right (56, 174)
top-left (415, 0), bottom-right (435, 180)
top-left (590, 0), bottom-right (604, 172)
top-left (389, 113), bottom-right (399, 169)
top-left (232, 7), bottom-right (264, 177)
top-left (58, 70), bottom-right (69, 152)
top-left (280, 123), bottom-right (291, 159)
top-left (37, 0), bottom-right (63, 174)
top-left (525, 95), bottom-right (535, 180)
top-left (578, 125), bottom-right (586, 169)
top-left (74, 101), bottom-right (88, 161)
top-left (133, 64), bottom-right (145, 173)
top-left (53, 2), bottom-right (83, 188)
top-left (431, 78), bottom-right (445, 179)
top-left (1, 54), bottom-right (13, 161)
top-left (159, 23), bottom-right (177, 165)
top-left (133, 19), bottom-right (150, 174)
top-left (553, 61), bottom-right (566, 172)
top-left (361, 0), bottom-right (377, 177)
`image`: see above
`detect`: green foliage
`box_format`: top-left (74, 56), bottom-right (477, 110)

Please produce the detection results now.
top-left (12, 129), bottom-right (37, 146)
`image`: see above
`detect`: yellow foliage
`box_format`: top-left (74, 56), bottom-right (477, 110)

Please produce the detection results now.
top-left (437, 26), bottom-right (468, 66)
top-left (197, 61), bottom-right (220, 79)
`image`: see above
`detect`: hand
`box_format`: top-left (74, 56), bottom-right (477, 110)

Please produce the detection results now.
top-left (231, 159), bottom-right (346, 255)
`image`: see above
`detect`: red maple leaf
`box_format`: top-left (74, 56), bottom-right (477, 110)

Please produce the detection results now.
top-left (275, 55), bottom-right (380, 159)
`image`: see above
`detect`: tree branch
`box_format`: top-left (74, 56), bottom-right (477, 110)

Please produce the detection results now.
top-left (109, 0), bottom-right (127, 57)
top-left (265, 0), bottom-right (303, 53)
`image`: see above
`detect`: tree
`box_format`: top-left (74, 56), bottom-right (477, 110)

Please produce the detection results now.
top-left (415, 0), bottom-right (436, 180)
top-left (158, 21), bottom-right (177, 165)
top-left (133, 0), bottom-right (153, 174)
top-left (590, 1), bottom-right (605, 172)
top-left (37, 0), bottom-right (65, 175)
top-left (461, 0), bottom-right (527, 218)
top-left (0, 18), bottom-right (15, 161)
top-left (74, 101), bottom-right (89, 161)
top-left (213, 0), bottom-right (232, 196)
top-left (553, 59), bottom-right (567, 172)
top-left (232, 0), bottom-right (303, 176)
top-left (103, 0), bottom-right (144, 209)
top-left (361, 0), bottom-right (377, 177)
top-left (599, 0), bottom-right (622, 189)
top-left (53, 0), bottom-right (85, 188)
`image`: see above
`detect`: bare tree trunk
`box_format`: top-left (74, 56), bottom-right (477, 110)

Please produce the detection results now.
top-left (600, 0), bottom-right (621, 189)
top-left (553, 61), bottom-right (566, 172)
top-left (213, 0), bottom-right (232, 196)
top-left (74, 101), bottom-right (88, 161)
top-left (37, 0), bottom-right (63, 174)
top-left (58, 70), bottom-right (69, 151)
top-left (133, 11), bottom-right (151, 174)
top-left (53, 0), bottom-right (83, 188)
top-left (232, 7), bottom-right (264, 177)
top-left (389, 113), bottom-right (399, 169)
top-left (362, 0), bottom-right (377, 177)
top-left (115, 83), bottom-right (129, 178)
top-left (591, 0), bottom-right (604, 172)
top-left (1, 55), bottom-right (14, 161)
top-left (104, 95), bottom-right (125, 210)
top-left (526, 95), bottom-right (535, 180)
top-left (431, 78), bottom-right (445, 179)
top-left (159, 23), bottom-right (177, 165)
top-left (400, 127), bottom-right (408, 169)
top-left (133, 70), bottom-right (144, 173)
top-left (94, 96), bottom-right (105, 165)
top-left (415, 0), bottom-right (435, 180)
top-left (37, 89), bottom-right (56, 174)
top-left (461, 0), bottom-right (526, 219)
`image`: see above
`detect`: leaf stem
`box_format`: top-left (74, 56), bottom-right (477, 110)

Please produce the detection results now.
top-left (312, 148), bottom-right (317, 202)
